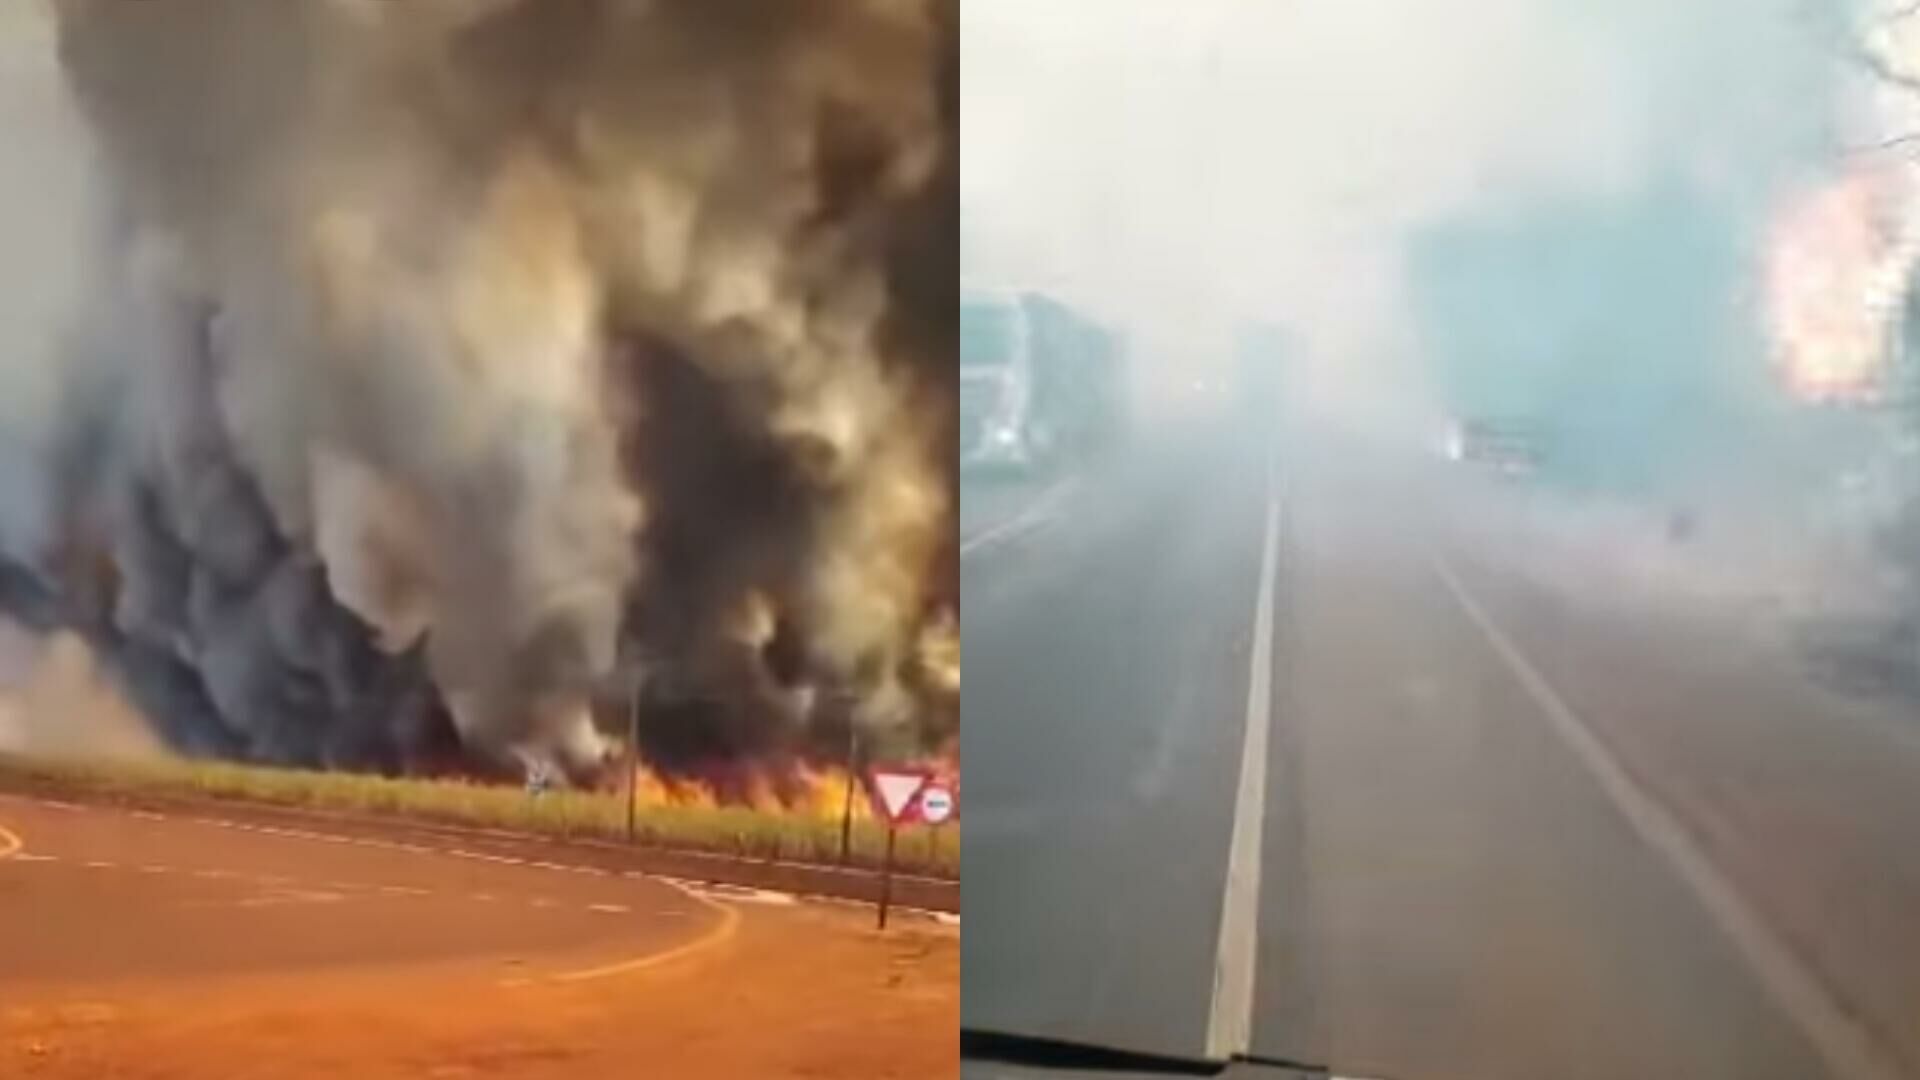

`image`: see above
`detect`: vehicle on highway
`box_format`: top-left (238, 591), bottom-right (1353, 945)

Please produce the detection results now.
top-left (1443, 416), bottom-right (1546, 478)
top-left (961, 288), bottom-right (1124, 476)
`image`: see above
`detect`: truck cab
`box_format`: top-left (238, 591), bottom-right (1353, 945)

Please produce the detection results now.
top-left (961, 289), bottom-right (1051, 474)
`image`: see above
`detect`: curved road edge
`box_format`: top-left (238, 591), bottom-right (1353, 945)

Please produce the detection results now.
top-left (0, 779), bottom-right (959, 918)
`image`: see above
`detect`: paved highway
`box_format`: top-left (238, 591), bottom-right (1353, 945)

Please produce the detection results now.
top-left (961, 408), bottom-right (1920, 1080)
top-left (0, 792), bottom-right (728, 986)
top-left (0, 792), bottom-right (960, 1079)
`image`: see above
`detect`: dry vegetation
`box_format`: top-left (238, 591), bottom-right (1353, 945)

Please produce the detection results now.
top-left (0, 752), bottom-right (958, 879)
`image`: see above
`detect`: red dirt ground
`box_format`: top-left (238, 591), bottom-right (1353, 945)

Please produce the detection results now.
top-left (4, 892), bottom-right (957, 1079)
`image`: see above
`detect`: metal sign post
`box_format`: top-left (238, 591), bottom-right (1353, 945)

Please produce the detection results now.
top-left (838, 726), bottom-right (858, 864)
top-left (918, 782), bottom-right (954, 868)
top-left (625, 667), bottom-right (643, 845)
top-left (878, 821), bottom-right (899, 930)
top-left (867, 767), bottom-right (929, 931)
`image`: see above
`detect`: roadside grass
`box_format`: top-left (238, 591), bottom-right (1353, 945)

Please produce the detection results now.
top-left (0, 753), bottom-right (958, 879)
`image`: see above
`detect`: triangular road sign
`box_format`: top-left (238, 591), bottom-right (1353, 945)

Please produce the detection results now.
top-left (870, 769), bottom-right (928, 823)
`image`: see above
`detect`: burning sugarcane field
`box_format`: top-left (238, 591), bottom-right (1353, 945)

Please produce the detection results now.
top-left (0, 2), bottom-right (957, 1077)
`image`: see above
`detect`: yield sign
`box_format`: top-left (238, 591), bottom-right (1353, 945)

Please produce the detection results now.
top-left (869, 769), bottom-right (929, 824)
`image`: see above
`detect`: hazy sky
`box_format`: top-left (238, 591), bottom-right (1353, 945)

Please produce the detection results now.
top-left (963, 0), bottom-right (1847, 407)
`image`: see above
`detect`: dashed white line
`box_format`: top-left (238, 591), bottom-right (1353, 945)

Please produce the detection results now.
top-left (447, 849), bottom-right (526, 866)
top-left (693, 883), bottom-right (798, 906)
top-left (586, 903), bottom-right (629, 915)
top-left (6, 794), bottom-right (952, 923)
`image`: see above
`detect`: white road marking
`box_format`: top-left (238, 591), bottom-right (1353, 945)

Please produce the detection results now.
top-left (447, 849), bottom-right (526, 866)
top-left (234, 888), bottom-right (344, 908)
top-left (83, 861), bottom-right (116, 870)
top-left (1433, 553), bottom-right (1910, 1080)
top-left (695, 883), bottom-right (797, 906)
top-left (586, 903), bottom-right (629, 915)
top-left (1204, 480), bottom-right (1283, 1061)
top-left (5, 793), bottom-right (940, 921)
top-left (727, 889), bottom-right (795, 907)
top-left (959, 479), bottom-right (1078, 558)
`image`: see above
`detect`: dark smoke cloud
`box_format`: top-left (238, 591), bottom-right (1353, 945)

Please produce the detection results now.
top-left (0, 0), bottom-right (956, 777)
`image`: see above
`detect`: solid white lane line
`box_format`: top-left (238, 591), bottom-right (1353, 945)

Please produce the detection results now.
top-left (1432, 553), bottom-right (1909, 1080)
top-left (1205, 487), bottom-right (1283, 1061)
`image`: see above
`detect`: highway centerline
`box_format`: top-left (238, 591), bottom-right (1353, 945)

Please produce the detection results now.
top-left (1432, 551), bottom-right (1909, 1080)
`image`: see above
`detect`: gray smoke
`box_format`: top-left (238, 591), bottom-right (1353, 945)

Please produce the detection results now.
top-left (0, 0), bottom-right (956, 776)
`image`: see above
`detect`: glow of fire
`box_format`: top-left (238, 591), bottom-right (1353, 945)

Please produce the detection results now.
top-left (1763, 167), bottom-right (1915, 404)
top-left (627, 761), bottom-right (877, 822)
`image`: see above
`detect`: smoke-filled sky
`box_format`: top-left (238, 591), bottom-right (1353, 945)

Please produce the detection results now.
top-left (0, 0), bottom-right (956, 780)
top-left (963, 0), bottom-right (1852, 421)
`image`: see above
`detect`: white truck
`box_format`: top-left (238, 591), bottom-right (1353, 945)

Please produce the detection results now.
top-left (960, 288), bottom-right (1122, 475)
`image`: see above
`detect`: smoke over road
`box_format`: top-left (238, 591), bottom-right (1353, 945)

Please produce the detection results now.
top-left (0, 0), bottom-right (957, 779)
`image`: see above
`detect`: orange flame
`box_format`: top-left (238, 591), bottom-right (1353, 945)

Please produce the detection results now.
top-left (625, 760), bottom-right (880, 822)
top-left (1764, 166), bottom-right (1915, 404)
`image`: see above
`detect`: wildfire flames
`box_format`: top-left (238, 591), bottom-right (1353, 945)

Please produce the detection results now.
top-left (628, 761), bottom-right (875, 821)
top-left (1763, 165), bottom-right (1919, 404)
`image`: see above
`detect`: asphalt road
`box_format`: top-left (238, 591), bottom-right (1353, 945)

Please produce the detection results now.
top-left (0, 792), bottom-right (725, 986)
top-left (961, 411), bottom-right (1920, 1080)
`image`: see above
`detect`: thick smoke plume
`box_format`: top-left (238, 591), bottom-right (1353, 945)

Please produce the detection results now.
top-left (0, 0), bottom-right (957, 778)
